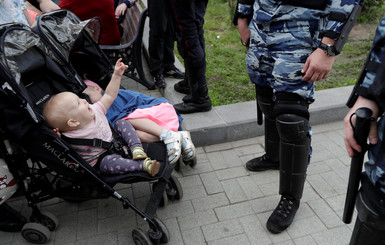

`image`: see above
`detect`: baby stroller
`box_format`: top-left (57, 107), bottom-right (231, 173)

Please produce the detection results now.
top-left (0, 17), bottom-right (182, 245)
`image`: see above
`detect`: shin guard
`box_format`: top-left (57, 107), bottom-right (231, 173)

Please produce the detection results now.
top-left (256, 86), bottom-right (279, 162)
top-left (276, 113), bottom-right (310, 200)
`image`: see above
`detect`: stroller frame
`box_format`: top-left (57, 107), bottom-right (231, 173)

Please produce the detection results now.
top-left (0, 16), bottom-right (181, 244)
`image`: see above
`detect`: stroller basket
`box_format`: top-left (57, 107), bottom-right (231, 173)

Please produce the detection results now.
top-left (0, 21), bottom-right (182, 244)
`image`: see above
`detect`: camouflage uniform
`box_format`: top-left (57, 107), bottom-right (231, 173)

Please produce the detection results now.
top-left (347, 16), bottom-right (385, 244)
top-left (235, 0), bottom-right (361, 234)
top-left (359, 16), bottom-right (385, 193)
top-left (238, 0), bottom-right (361, 102)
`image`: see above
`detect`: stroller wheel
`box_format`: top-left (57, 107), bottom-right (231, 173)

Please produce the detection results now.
top-left (167, 174), bottom-right (183, 200)
top-left (154, 217), bottom-right (170, 244)
top-left (30, 211), bottom-right (59, 231)
top-left (132, 228), bottom-right (152, 245)
top-left (21, 222), bottom-right (51, 244)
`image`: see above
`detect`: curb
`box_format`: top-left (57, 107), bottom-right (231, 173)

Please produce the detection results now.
top-left (142, 18), bottom-right (352, 147)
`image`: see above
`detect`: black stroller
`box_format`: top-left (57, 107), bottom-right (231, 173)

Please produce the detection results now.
top-left (0, 14), bottom-right (182, 245)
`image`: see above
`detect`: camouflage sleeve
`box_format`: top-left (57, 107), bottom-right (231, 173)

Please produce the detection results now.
top-left (233, 0), bottom-right (254, 25)
top-left (322, 0), bottom-right (362, 39)
top-left (358, 16), bottom-right (385, 106)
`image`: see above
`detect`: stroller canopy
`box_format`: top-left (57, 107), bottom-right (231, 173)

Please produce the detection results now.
top-left (36, 9), bottom-right (102, 63)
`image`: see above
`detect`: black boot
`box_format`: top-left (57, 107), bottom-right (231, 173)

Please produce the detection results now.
top-left (246, 154), bottom-right (279, 171)
top-left (0, 202), bottom-right (27, 232)
top-left (266, 195), bottom-right (300, 234)
top-left (246, 117), bottom-right (279, 172)
top-left (174, 79), bottom-right (190, 94)
top-left (173, 86), bottom-right (212, 114)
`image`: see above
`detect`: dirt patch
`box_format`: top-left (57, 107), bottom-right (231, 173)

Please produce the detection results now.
top-left (349, 23), bottom-right (378, 40)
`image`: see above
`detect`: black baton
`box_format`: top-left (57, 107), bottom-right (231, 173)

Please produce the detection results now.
top-left (342, 107), bottom-right (373, 224)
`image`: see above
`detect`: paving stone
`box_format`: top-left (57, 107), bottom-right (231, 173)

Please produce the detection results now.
top-left (293, 235), bottom-right (317, 245)
top-left (178, 209), bottom-right (218, 231)
top-left (237, 176), bottom-right (264, 200)
top-left (215, 202), bottom-right (254, 221)
top-left (311, 225), bottom-right (352, 245)
top-left (201, 219), bottom-right (244, 242)
top-left (221, 149), bottom-right (244, 168)
top-left (307, 199), bottom-right (344, 229)
top-left (208, 234), bottom-right (251, 245)
top-left (215, 166), bottom-right (249, 181)
top-left (204, 142), bottom-right (234, 153)
top-left (240, 214), bottom-right (272, 245)
top-left (156, 200), bottom-right (195, 220)
top-left (181, 184), bottom-right (207, 201)
top-left (192, 192), bottom-right (229, 212)
top-left (76, 208), bottom-right (98, 240)
top-left (181, 227), bottom-right (206, 245)
top-left (307, 174), bottom-right (339, 199)
top-left (221, 178), bottom-right (248, 203)
top-left (286, 215), bottom-right (327, 238)
top-left (163, 218), bottom-right (184, 245)
top-left (200, 171), bottom-right (224, 194)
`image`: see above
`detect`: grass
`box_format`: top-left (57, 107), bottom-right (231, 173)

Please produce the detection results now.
top-left (201, 0), bottom-right (385, 106)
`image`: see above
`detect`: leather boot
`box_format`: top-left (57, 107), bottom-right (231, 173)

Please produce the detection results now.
top-left (174, 79), bottom-right (190, 94)
top-left (0, 202), bottom-right (27, 232)
top-left (174, 86), bottom-right (212, 114)
top-left (266, 195), bottom-right (300, 234)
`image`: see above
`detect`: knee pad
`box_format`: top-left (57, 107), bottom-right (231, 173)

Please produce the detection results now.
top-left (274, 92), bottom-right (310, 120)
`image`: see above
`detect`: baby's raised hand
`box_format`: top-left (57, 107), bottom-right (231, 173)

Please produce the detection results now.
top-left (114, 58), bottom-right (128, 77)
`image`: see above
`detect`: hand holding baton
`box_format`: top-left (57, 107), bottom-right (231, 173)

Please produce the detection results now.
top-left (342, 107), bottom-right (373, 224)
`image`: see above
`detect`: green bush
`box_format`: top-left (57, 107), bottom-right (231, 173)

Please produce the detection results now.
top-left (359, 0), bottom-right (385, 23)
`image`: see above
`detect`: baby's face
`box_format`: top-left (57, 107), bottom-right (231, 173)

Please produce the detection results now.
top-left (62, 92), bottom-right (95, 126)
top-left (83, 85), bottom-right (103, 103)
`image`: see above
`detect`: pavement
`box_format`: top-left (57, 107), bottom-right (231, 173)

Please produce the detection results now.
top-left (1, 35), bottom-right (361, 244)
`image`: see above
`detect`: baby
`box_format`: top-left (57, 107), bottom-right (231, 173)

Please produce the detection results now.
top-left (82, 81), bottom-right (196, 166)
top-left (43, 59), bottom-right (160, 176)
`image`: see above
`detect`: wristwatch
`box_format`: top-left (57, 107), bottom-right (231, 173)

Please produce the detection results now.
top-left (318, 42), bottom-right (337, 56)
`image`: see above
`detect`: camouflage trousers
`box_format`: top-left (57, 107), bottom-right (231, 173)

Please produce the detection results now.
top-left (246, 19), bottom-right (323, 104)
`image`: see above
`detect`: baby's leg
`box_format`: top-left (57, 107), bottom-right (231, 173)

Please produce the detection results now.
top-left (127, 118), bottom-right (163, 137)
top-left (100, 154), bottom-right (160, 176)
top-left (114, 119), bottom-right (142, 149)
top-left (114, 120), bottom-right (147, 160)
top-left (100, 154), bottom-right (142, 175)
top-left (135, 130), bottom-right (160, 143)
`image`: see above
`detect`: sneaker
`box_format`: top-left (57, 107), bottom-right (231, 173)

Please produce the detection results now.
top-left (154, 74), bottom-right (166, 89)
top-left (174, 79), bottom-right (190, 94)
top-left (163, 67), bottom-right (184, 79)
top-left (266, 195), bottom-right (300, 234)
top-left (160, 130), bottom-right (182, 164)
top-left (245, 154), bottom-right (279, 172)
top-left (132, 146), bottom-right (147, 160)
top-left (179, 131), bottom-right (196, 162)
top-left (0, 203), bottom-right (27, 232)
top-left (143, 158), bottom-right (160, 176)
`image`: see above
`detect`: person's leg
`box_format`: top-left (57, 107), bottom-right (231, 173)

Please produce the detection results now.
top-left (148, 0), bottom-right (167, 88)
top-left (246, 85), bottom-right (280, 171)
top-left (266, 92), bottom-right (311, 233)
top-left (127, 118), bottom-right (164, 137)
top-left (99, 153), bottom-right (160, 176)
top-left (114, 119), bottom-right (147, 160)
top-left (169, 0), bottom-right (211, 113)
top-left (135, 130), bottom-right (160, 143)
top-left (127, 118), bottom-right (182, 164)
